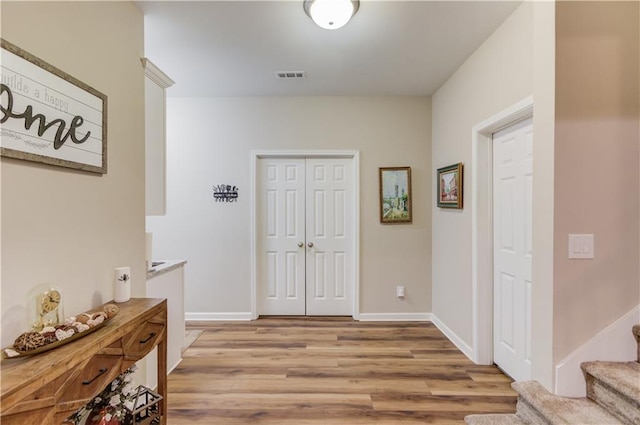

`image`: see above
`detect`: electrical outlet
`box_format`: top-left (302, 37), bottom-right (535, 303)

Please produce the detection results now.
top-left (396, 286), bottom-right (405, 298)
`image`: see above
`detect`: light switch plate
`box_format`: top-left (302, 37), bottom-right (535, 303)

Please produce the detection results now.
top-left (568, 234), bottom-right (594, 259)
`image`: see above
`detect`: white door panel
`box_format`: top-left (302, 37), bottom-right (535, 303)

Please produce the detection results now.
top-left (493, 117), bottom-right (533, 381)
top-left (258, 157), bottom-right (353, 316)
top-left (258, 159), bottom-right (306, 315)
top-left (306, 159), bottom-right (353, 315)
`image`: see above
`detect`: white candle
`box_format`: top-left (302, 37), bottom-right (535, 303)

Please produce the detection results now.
top-left (114, 266), bottom-right (131, 303)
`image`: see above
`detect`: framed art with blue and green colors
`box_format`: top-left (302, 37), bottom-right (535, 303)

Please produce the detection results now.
top-left (379, 166), bottom-right (412, 223)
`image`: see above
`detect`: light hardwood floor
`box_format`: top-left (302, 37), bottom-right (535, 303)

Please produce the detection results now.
top-left (167, 317), bottom-right (517, 424)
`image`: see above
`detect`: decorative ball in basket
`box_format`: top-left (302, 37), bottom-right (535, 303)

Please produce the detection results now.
top-left (3, 302), bottom-right (120, 359)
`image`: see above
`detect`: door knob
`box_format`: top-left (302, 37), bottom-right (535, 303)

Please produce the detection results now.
top-left (307, 242), bottom-right (314, 248)
top-left (298, 242), bottom-right (304, 248)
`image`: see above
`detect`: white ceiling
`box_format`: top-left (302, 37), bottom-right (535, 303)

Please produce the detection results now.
top-left (136, 0), bottom-right (522, 97)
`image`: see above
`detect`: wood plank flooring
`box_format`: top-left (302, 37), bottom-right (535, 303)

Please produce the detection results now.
top-left (167, 317), bottom-right (517, 424)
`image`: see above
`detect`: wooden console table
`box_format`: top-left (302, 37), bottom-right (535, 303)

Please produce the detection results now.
top-left (0, 298), bottom-right (167, 425)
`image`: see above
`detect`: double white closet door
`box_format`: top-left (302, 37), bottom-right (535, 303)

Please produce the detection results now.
top-left (257, 157), bottom-right (354, 316)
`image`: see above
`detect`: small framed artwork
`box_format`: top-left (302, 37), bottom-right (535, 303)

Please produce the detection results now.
top-left (379, 166), bottom-right (412, 223)
top-left (437, 163), bottom-right (463, 209)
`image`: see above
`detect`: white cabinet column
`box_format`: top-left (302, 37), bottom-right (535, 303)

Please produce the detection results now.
top-left (142, 58), bottom-right (174, 216)
top-left (146, 262), bottom-right (186, 389)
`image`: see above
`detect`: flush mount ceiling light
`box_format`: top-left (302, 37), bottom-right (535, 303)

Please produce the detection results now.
top-left (303, 0), bottom-right (360, 30)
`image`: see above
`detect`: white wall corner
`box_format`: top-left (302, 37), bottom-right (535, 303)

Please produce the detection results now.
top-left (554, 304), bottom-right (640, 397)
top-left (431, 313), bottom-right (475, 362)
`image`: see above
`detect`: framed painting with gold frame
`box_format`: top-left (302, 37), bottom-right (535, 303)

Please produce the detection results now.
top-left (379, 166), bottom-right (412, 223)
top-left (437, 163), bottom-right (463, 209)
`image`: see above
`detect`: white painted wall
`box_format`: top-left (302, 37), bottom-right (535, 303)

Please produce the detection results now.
top-left (146, 96), bottom-right (432, 317)
top-left (431, 3), bottom-right (534, 348)
top-left (531, 0), bottom-right (556, 390)
top-left (1, 1), bottom-right (146, 346)
top-left (432, 0), bottom-right (640, 395)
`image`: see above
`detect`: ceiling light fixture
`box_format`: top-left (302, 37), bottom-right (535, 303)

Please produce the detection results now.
top-left (303, 0), bottom-right (360, 30)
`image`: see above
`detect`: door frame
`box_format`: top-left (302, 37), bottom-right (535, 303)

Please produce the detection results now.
top-left (250, 150), bottom-right (361, 320)
top-left (471, 96), bottom-right (533, 365)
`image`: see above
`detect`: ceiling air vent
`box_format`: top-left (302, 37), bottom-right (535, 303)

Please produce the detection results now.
top-left (276, 71), bottom-right (306, 79)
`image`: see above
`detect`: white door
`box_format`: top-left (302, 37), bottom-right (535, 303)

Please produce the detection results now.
top-left (305, 158), bottom-right (353, 315)
top-left (492, 117), bottom-right (533, 381)
top-left (257, 157), bottom-right (353, 316)
top-left (257, 158), bottom-right (306, 315)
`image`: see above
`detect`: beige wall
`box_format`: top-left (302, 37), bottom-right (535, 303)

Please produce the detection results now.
top-left (431, 2), bottom-right (534, 345)
top-left (554, 1), bottom-right (640, 361)
top-left (1, 2), bottom-right (146, 346)
top-left (146, 96), bottom-right (432, 317)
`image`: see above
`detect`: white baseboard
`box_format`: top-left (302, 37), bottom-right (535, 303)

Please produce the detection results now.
top-left (555, 304), bottom-right (640, 397)
top-left (357, 313), bottom-right (431, 321)
top-left (168, 357), bottom-right (182, 375)
top-left (186, 312), bottom-right (431, 321)
top-left (430, 313), bottom-right (474, 362)
top-left (185, 312), bottom-right (253, 321)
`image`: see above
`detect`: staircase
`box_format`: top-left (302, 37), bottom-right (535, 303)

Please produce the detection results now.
top-left (465, 325), bottom-right (640, 425)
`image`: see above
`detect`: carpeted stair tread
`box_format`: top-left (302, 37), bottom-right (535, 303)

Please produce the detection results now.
top-left (464, 413), bottom-right (525, 425)
top-left (582, 361), bottom-right (640, 425)
top-left (464, 413), bottom-right (524, 425)
top-left (581, 361), bottom-right (640, 401)
top-left (513, 381), bottom-right (624, 424)
top-left (461, 325), bottom-right (640, 424)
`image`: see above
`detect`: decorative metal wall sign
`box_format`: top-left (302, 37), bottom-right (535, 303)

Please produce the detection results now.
top-left (0, 39), bottom-right (108, 174)
top-left (213, 184), bottom-right (238, 202)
